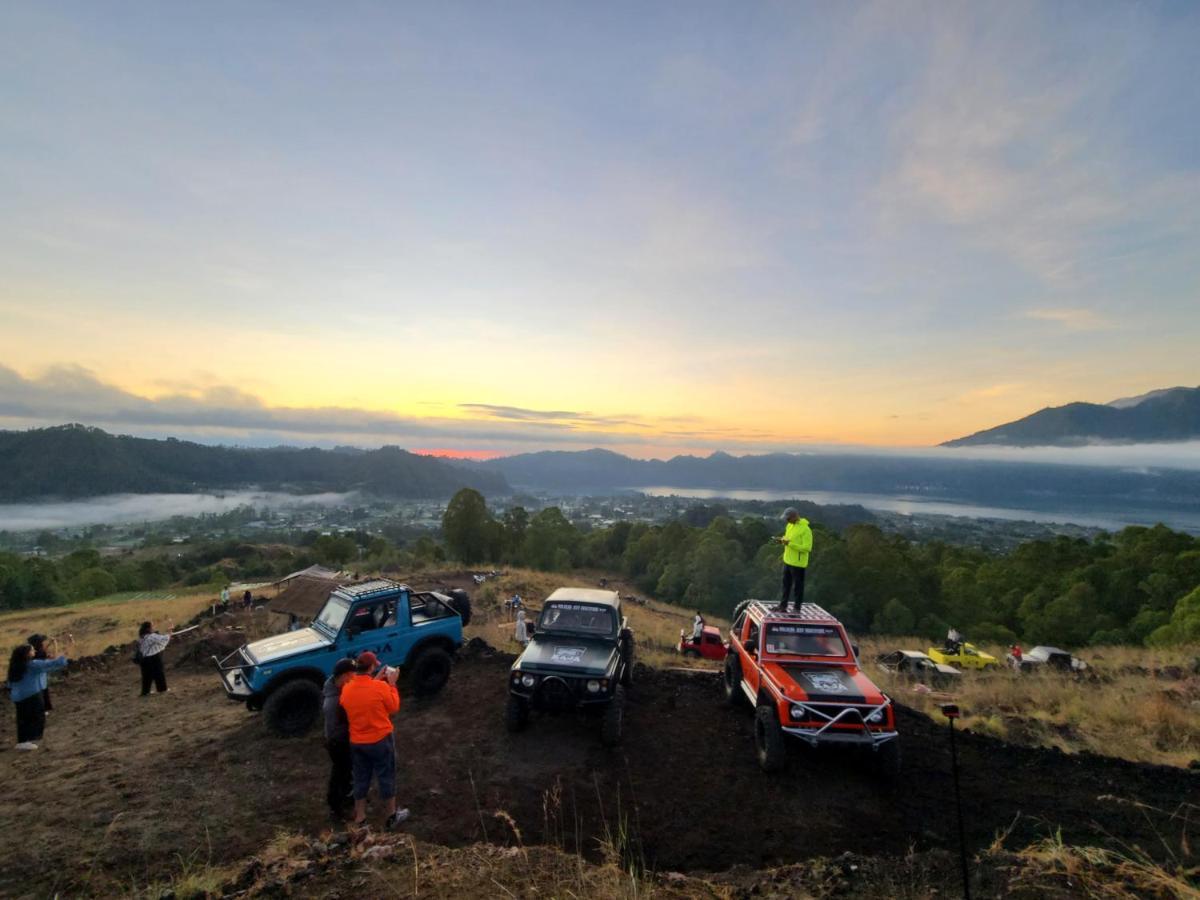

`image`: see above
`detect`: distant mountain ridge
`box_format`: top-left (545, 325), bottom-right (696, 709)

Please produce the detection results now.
top-left (0, 425), bottom-right (509, 501)
top-left (480, 446), bottom-right (1200, 525)
top-left (943, 386), bottom-right (1200, 447)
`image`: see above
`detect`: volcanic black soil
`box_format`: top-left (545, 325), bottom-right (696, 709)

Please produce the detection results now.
top-left (0, 636), bottom-right (1194, 896)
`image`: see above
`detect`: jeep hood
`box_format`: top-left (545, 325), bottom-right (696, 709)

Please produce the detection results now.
top-left (245, 627), bottom-right (332, 665)
top-left (775, 664), bottom-right (885, 704)
top-left (517, 635), bottom-right (616, 676)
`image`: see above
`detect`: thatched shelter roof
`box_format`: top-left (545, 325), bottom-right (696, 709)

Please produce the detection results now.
top-left (272, 573), bottom-right (350, 620)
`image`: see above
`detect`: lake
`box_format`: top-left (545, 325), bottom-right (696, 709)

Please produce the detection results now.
top-left (638, 487), bottom-right (1200, 533)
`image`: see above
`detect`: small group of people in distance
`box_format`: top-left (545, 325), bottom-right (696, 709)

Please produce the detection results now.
top-left (6, 632), bottom-right (74, 751)
top-left (323, 651), bottom-right (408, 828)
top-left (217, 586), bottom-right (256, 613)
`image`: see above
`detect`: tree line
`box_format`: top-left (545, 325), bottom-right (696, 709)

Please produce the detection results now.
top-left (441, 489), bottom-right (1200, 648)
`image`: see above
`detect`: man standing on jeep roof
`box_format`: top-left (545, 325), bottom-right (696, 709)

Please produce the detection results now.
top-left (775, 507), bottom-right (813, 612)
top-left (340, 651), bottom-right (409, 830)
top-left (323, 658), bottom-right (356, 819)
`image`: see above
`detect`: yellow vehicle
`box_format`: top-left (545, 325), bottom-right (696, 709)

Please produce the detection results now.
top-left (926, 642), bottom-right (999, 670)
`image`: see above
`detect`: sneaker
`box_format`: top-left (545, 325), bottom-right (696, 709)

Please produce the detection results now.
top-left (385, 809), bottom-right (410, 830)
top-left (14, 742), bottom-right (38, 751)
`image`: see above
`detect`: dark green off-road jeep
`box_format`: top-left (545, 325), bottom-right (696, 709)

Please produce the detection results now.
top-left (504, 588), bottom-right (634, 745)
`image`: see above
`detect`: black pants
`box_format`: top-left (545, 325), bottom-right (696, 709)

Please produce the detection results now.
top-left (15, 694), bottom-right (46, 743)
top-left (780, 564), bottom-right (806, 609)
top-left (42, 687), bottom-right (52, 712)
top-left (140, 654), bottom-right (168, 695)
top-left (326, 738), bottom-right (353, 812)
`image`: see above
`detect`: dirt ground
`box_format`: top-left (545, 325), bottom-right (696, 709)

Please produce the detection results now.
top-left (1, 619), bottom-right (1196, 898)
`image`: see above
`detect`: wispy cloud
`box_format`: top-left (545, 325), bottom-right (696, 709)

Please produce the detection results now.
top-left (1022, 308), bottom-right (1116, 332)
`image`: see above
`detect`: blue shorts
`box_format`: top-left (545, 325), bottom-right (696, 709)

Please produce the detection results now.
top-left (351, 734), bottom-right (396, 800)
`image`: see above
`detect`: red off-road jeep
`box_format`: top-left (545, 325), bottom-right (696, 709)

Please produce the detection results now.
top-left (678, 624), bottom-right (727, 660)
top-left (723, 600), bottom-right (900, 775)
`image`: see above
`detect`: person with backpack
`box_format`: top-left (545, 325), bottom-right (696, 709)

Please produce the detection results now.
top-left (136, 620), bottom-right (175, 696)
top-left (7, 636), bottom-right (73, 750)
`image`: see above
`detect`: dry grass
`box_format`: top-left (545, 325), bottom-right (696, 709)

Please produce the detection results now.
top-left (0, 588), bottom-right (220, 657)
top-left (861, 636), bottom-right (1200, 768)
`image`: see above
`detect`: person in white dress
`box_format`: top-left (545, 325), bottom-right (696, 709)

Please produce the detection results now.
top-left (514, 609), bottom-right (529, 645)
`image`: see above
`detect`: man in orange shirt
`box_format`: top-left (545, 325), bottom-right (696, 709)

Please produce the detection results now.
top-left (339, 651), bottom-right (409, 829)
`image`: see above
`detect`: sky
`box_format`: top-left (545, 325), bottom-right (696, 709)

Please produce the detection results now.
top-left (1, 2), bottom-right (1198, 458)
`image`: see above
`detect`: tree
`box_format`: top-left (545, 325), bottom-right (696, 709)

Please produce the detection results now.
top-left (523, 508), bottom-right (580, 571)
top-left (442, 489), bottom-right (492, 564)
top-left (312, 535), bottom-right (357, 567)
top-left (69, 567), bottom-right (117, 600)
top-left (873, 598), bottom-right (915, 635)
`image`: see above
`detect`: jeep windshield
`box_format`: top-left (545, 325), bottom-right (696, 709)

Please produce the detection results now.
top-left (314, 596), bottom-right (350, 635)
top-left (537, 602), bottom-right (617, 638)
top-left (764, 623), bottom-right (847, 657)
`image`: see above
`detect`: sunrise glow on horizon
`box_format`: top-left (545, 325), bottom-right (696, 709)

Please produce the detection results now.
top-left (2, 3), bottom-right (1197, 456)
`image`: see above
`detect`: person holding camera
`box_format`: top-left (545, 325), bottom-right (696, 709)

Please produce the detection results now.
top-left (136, 620), bottom-right (175, 696)
top-left (7, 635), bottom-right (74, 750)
top-left (339, 651), bottom-right (408, 830)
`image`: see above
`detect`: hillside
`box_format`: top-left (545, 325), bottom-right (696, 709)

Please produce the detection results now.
top-left (480, 446), bottom-right (1200, 521)
top-left (944, 385), bottom-right (1200, 447)
top-left (0, 425), bottom-right (509, 500)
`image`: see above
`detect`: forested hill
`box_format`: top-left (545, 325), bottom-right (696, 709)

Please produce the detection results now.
top-left (0, 425), bottom-right (509, 500)
top-left (480, 447), bottom-right (1200, 521)
top-left (943, 385), bottom-right (1200, 447)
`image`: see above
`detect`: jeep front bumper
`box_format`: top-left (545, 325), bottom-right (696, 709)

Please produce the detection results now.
top-left (783, 701), bottom-right (898, 749)
top-left (213, 649), bottom-right (255, 701)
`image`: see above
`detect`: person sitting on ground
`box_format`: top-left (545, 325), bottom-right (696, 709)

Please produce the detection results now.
top-left (323, 658), bottom-right (357, 819)
top-left (691, 611), bottom-right (705, 644)
top-left (28, 634), bottom-right (56, 713)
top-left (136, 620), bottom-right (175, 696)
top-left (340, 651), bottom-right (408, 830)
top-left (7, 636), bottom-right (73, 751)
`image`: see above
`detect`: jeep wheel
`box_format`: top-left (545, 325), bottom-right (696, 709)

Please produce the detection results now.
top-left (731, 599), bottom-right (754, 622)
top-left (410, 646), bottom-right (453, 697)
top-left (504, 694), bottom-right (529, 733)
top-left (754, 704), bottom-right (787, 773)
top-left (446, 589), bottom-right (472, 626)
top-left (601, 685), bottom-right (626, 746)
top-left (875, 739), bottom-right (902, 780)
top-left (724, 654), bottom-right (746, 707)
top-left (263, 680), bottom-right (322, 737)
top-left (621, 637), bottom-right (635, 688)
top-left (682, 648), bottom-right (700, 659)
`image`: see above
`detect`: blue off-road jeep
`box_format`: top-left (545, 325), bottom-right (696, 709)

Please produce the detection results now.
top-left (214, 580), bottom-right (470, 736)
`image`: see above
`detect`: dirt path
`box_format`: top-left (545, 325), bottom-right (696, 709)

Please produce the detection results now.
top-left (0, 645), bottom-right (1195, 896)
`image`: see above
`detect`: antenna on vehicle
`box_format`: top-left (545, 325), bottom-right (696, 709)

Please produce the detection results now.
top-left (939, 702), bottom-right (970, 900)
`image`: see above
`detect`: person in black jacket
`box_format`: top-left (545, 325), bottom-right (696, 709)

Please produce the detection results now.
top-left (322, 658), bottom-right (357, 818)
top-left (28, 634), bottom-right (55, 712)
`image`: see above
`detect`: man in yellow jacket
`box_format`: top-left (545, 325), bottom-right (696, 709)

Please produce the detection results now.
top-left (775, 507), bottom-right (813, 612)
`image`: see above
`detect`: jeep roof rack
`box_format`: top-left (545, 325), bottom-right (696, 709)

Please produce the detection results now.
top-left (748, 599), bottom-right (838, 623)
top-left (336, 579), bottom-right (407, 600)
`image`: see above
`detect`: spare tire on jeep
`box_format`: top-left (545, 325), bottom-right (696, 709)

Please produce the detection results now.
top-left (263, 679), bottom-right (322, 737)
top-left (445, 589), bottom-right (472, 626)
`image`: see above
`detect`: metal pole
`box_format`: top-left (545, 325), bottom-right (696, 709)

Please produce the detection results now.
top-left (949, 717), bottom-right (971, 900)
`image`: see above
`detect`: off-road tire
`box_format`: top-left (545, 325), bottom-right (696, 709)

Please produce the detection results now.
top-left (263, 679), bottom-right (322, 737)
top-left (601, 685), bottom-right (626, 746)
top-left (731, 599), bottom-right (754, 622)
top-left (620, 636), bottom-right (635, 688)
top-left (504, 694), bottom-right (529, 733)
top-left (446, 589), bottom-right (472, 626)
top-left (410, 646), bottom-right (453, 697)
top-left (724, 654), bottom-right (746, 707)
top-left (683, 648), bottom-right (700, 659)
top-left (755, 704), bottom-right (787, 772)
top-left (875, 739), bottom-right (902, 780)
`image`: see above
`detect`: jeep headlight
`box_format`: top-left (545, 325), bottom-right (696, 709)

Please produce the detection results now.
top-left (867, 709), bottom-right (884, 723)
top-left (521, 674), bottom-right (536, 688)
top-left (790, 706), bottom-right (805, 720)
top-left (586, 680), bottom-right (601, 693)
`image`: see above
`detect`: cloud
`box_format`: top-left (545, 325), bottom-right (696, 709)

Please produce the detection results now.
top-left (0, 364), bottom-right (777, 454)
top-left (1022, 308), bottom-right (1116, 332)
